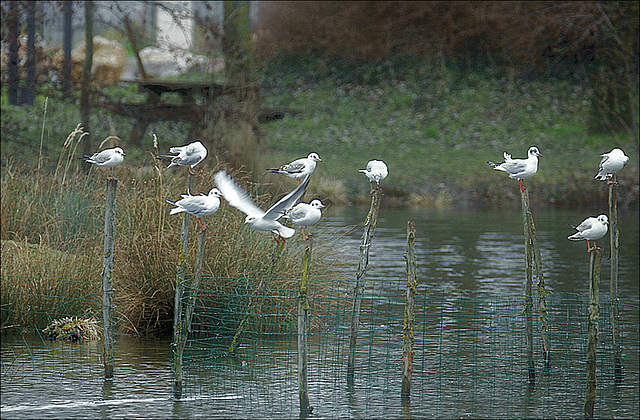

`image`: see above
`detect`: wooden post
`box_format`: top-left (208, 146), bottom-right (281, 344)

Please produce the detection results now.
top-left (171, 173), bottom-right (194, 398)
top-left (527, 212), bottom-right (550, 368)
top-left (102, 178), bottom-right (117, 379)
top-left (608, 181), bottom-right (622, 380)
top-left (347, 188), bottom-right (382, 388)
top-left (520, 188), bottom-right (535, 385)
top-left (298, 235), bottom-right (312, 415)
top-left (172, 226), bottom-right (206, 398)
top-left (585, 247), bottom-right (602, 418)
top-left (402, 221), bottom-right (417, 399)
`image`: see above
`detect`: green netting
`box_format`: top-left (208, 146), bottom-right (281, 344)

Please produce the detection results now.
top-left (176, 274), bottom-right (639, 419)
top-left (1, 274), bottom-right (103, 382)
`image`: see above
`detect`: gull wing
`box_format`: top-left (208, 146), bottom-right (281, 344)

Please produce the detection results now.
top-left (280, 158), bottom-right (306, 174)
top-left (575, 217), bottom-right (595, 232)
top-left (213, 171), bottom-right (264, 217)
top-left (263, 173), bottom-right (311, 221)
top-left (90, 149), bottom-right (114, 164)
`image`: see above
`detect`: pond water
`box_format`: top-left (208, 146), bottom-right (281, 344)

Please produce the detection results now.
top-left (1, 205), bottom-right (638, 419)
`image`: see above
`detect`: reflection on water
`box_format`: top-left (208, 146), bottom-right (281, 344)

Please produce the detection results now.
top-left (1, 207), bottom-right (638, 419)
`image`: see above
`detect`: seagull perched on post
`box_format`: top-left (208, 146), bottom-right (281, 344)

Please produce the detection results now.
top-left (595, 148), bottom-right (629, 185)
top-left (267, 153), bottom-right (322, 184)
top-left (489, 146), bottom-right (542, 191)
top-left (282, 199), bottom-right (325, 240)
top-left (567, 214), bottom-right (609, 252)
top-left (167, 188), bottom-right (222, 231)
top-left (214, 170), bottom-right (311, 243)
top-left (82, 147), bottom-right (125, 179)
top-left (159, 141), bottom-right (207, 174)
top-left (360, 160), bottom-right (388, 191)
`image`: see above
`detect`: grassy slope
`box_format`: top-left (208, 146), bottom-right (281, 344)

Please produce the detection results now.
top-left (1, 57), bottom-right (638, 208)
top-left (257, 59), bottom-right (638, 208)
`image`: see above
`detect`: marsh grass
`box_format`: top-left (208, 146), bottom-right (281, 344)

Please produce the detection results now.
top-left (1, 160), bottom-right (345, 336)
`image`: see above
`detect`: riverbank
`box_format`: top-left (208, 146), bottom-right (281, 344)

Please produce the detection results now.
top-left (1, 57), bottom-right (638, 209)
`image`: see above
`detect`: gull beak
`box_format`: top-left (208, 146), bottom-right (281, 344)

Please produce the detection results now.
top-left (537, 152), bottom-right (543, 157)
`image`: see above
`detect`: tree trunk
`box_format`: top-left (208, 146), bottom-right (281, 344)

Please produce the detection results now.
top-left (63, 1), bottom-right (73, 95)
top-left (22, 1), bottom-right (37, 106)
top-left (7, 1), bottom-right (20, 106)
top-left (81, 1), bottom-right (94, 167)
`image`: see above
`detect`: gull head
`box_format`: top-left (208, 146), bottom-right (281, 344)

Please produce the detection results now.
top-left (208, 188), bottom-right (222, 197)
top-left (309, 199), bottom-right (325, 209)
top-left (114, 147), bottom-right (125, 156)
top-left (308, 153), bottom-right (322, 162)
top-left (597, 214), bottom-right (609, 225)
top-left (244, 215), bottom-right (256, 225)
top-left (528, 147), bottom-right (542, 158)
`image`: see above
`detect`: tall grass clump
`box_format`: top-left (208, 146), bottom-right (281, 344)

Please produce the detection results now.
top-left (1, 155), bottom-right (344, 336)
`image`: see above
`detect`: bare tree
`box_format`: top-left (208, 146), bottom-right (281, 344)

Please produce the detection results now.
top-left (6, 1), bottom-right (20, 106)
top-left (22, 0), bottom-right (36, 106)
top-left (63, 0), bottom-right (73, 95)
top-left (81, 0), bottom-right (94, 165)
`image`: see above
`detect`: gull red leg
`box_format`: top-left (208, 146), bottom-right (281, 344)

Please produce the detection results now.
top-left (197, 217), bottom-right (207, 231)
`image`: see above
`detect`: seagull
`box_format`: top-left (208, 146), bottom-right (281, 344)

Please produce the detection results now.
top-left (82, 147), bottom-right (125, 179)
top-left (160, 141), bottom-right (207, 174)
top-left (167, 188), bottom-right (222, 231)
top-left (214, 170), bottom-right (311, 243)
top-left (489, 146), bottom-right (543, 191)
top-left (360, 160), bottom-right (388, 191)
top-left (267, 153), bottom-right (322, 183)
top-left (595, 148), bottom-right (629, 184)
top-left (568, 214), bottom-right (609, 252)
top-left (282, 199), bottom-right (325, 240)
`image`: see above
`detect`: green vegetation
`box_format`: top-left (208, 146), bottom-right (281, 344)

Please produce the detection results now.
top-left (257, 55), bottom-right (637, 207)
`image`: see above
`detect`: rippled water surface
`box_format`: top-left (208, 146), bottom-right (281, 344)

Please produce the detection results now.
top-left (2, 206), bottom-right (638, 419)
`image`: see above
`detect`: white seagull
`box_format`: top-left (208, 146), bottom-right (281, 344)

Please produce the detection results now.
top-left (360, 160), bottom-right (388, 190)
top-left (83, 147), bottom-right (125, 179)
top-left (489, 146), bottom-right (543, 191)
top-left (567, 214), bottom-right (609, 252)
top-left (167, 188), bottom-right (222, 231)
top-left (267, 153), bottom-right (322, 183)
top-left (282, 199), bottom-right (325, 239)
top-left (214, 170), bottom-right (311, 242)
top-left (161, 141), bottom-right (208, 174)
top-left (595, 148), bottom-right (629, 184)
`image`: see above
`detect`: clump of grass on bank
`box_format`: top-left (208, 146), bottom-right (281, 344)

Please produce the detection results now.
top-left (1, 162), bottom-right (345, 336)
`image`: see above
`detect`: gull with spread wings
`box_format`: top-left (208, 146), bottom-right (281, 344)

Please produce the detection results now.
top-left (214, 170), bottom-right (311, 243)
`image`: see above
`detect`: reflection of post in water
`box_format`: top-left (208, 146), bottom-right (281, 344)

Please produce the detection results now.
top-left (584, 247), bottom-right (602, 418)
top-left (402, 221), bottom-right (417, 400)
top-left (347, 188), bottom-right (382, 388)
top-left (608, 181), bottom-right (622, 381)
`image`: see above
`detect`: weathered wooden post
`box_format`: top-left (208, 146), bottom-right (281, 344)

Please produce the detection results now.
top-left (402, 221), bottom-right (417, 399)
top-left (526, 212), bottom-right (550, 368)
top-left (172, 226), bottom-right (206, 398)
top-left (608, 182), bottom-right (622, 380)
top-left (347, 188), bottom-right (382, 388)
top-left (298, 235), bottom-right (312, 415)
top-left (585, 247), bottom-right (603, 418)
top-left (520, 188), bottom-right (535, 385)
top-left (171, 172), bottom-right (194, 398)
top-left (102, 178), bottom-right (117, 379)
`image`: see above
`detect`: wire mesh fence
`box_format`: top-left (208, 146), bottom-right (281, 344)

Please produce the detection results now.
top-left (1, 272), bottom-right (638, 418)
top-left (176, 274), bottom-right (640, 418)
top-left (1, 274), bottom-right (103, 384)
